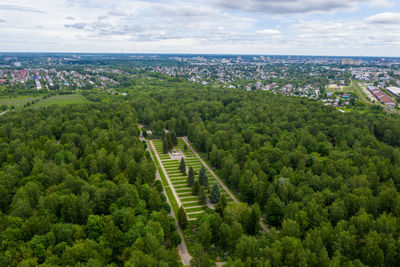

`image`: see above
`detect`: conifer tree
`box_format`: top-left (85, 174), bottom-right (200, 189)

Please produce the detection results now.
top-left (163, 138), bottom-right (168, 154)
top-left (171, 131), bottom-right (178, 145)
top-left (192, 180), bottom-right (200, 196)
top-left (166, 134), bottom-right (174, 149)
top-left (187, 167), bottom-right (195, 187)
top-left (210, 183), bottom-right (220, 204)
top-left (180, 158), bottom-right (186, 174)
top-left (199, 186), bottom-right (207, 205)
top-left (215, 195), bottom-right (227, 216)
top-left (198, 166), bottom-right (208, 188)
top-left (177, 206), bottom-right (188, 229)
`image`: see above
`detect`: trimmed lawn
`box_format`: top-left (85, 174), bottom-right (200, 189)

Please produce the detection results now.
top-left (178, 192), bottom-right (193, 198)
top-left (183, 202), bottom-right (201, 208)
top-left (185, 207), bottom-right (205, 213)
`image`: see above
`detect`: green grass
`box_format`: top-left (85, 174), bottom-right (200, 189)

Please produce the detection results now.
top-left (0, 95), bottom-right (41, 108)
top-left (176, 188), bottom-right (192, 193)
top-left (185, 207), bottom-right (205, 213)
top-left (32, 94), bottom-right (91, 108)
top-left (183, 202), bottom-right (201, 208)
top-left (165, 187), bottom-right (179, 215)
top-left (188, 213), bottom-right (203, 220)
top-left (148, 141), bottom-right (179, 214)
top-left (181, 197), bottom-right (199, 202)
top-left (178, 193), bottom-right (193, 198)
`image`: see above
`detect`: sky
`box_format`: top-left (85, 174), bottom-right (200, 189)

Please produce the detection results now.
top-left (0, 0), bottom-right (399, 56)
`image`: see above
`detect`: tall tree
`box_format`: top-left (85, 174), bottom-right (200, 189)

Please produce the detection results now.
top-left (192, 180), bottom-right (200, 196)
top-left (247, 204), bottom-right (260, 235)
top-left (210, 183), bottom-right (220, 204)
top-left (265, 195), bottom-right (284, 227)
top-left (199, 186), bottom-right (207, 205)
top-left (187, 167), bottom-right (195, 187)
top-left (166, 134), bottom-right (174, 149)
top-left (179, 158), bottom-right (186, 174)
top-left (215, 195), bottom-right (227, 216)
top-left (190, 244), bottom-right (212, 267)
top-left (177, 206), bottom-right (187, 230)
top-left (197, 222), bottom-right (212, 250)
top-left (198, 166), bottom-right (208, 188)
top-left (163, 138), bottom-right (168, 154)
top-left (171, 131), bottom-right (178, 146)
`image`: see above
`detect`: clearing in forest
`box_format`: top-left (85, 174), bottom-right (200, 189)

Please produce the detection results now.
top-left (150, 138), bottom-right (234, 220)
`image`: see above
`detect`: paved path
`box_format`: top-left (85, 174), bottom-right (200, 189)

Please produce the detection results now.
top-left (146, 139), bottom-right (192, 266)
top-left (182, 137), bottom-right (269, 233)
top-left (0, 110), bottom-right (9, 116)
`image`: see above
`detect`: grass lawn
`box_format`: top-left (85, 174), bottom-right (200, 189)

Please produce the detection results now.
top-left (180, 196), bottom-right (199, 202)
top-left (0, 95), bottom-right (41, 108)
top-left (32, 94), bottom-right (91, 108)
top-left (185, 207), bottom-right (205, 213)
top-left (148, 142), bottom-right (179, 214)
top-left (183, 202), bottom-right (201, 208)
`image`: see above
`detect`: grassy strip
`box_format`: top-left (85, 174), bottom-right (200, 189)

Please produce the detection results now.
top-left (186, 207), bottom-right (205, 213)
top-left (183, 202), bottom-right (201, 208)
top-left (165, 187), bottom-right (179, 215)
top-left (180, 196), bottom-right (199, 202)
top-left (148, 142), bottom-right (179, 214)
top-left (175, 185), bottom-right (190, 189)
top-left (176, 188), bottom-right (192, 193)
top-left (178, 192), bottom-right (193, 198)
top-left (188, 213), bottom-right (203, 220)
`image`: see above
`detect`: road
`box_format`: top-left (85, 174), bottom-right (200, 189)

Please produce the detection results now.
top-left (182, 137), bottom-right (269, 233)
top-left (146, 139), bottom-right (192, 266)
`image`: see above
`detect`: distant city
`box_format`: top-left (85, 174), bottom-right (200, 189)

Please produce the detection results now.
top-left (1, 53), bottom-right (399, 111)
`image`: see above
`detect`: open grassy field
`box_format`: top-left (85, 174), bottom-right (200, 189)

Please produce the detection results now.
top-left (32, 94), bottom-right (91, 108)
top-left (0, 94), bottom-right (91, 109)
top-left (0, 95), bottom-right (41, 108)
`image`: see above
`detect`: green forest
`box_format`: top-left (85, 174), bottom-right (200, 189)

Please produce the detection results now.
top-left (2, 83), bottom-right (400, 266)
top-left (132, 87), bottom-right (400, 266)
top-left (0, 104), bottom-right (181, 266)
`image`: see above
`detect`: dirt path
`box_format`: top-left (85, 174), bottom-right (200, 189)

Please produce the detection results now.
top-left (146, 139), bottom-right (192, 266)
top-left (182, 137), bottom-right (269, 233)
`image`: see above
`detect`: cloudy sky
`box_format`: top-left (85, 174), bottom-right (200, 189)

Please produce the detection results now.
top-left (0, 0), bottom-right (399, 56)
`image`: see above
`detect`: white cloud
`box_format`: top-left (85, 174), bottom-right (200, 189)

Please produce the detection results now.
top-left (214, 0), bottom-right (371, 14)
top-left (0, 0), bottom-right (398, 55)
top-left (256, 29), bottom-right (280, 35)
top-left (370, 0), bottom-right (395, 8)
top-left (365, 12), bottom-right (400, 24)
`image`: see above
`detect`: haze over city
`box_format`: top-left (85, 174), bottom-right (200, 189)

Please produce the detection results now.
top-left (0, 0), bottom-right (399, 56)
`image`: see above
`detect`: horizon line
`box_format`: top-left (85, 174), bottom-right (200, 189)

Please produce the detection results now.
top-left (0, 51), bottom-right (399, 59)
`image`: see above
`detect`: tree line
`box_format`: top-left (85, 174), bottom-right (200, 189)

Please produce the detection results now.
top-left (132, 86), bottom-right (400, 266)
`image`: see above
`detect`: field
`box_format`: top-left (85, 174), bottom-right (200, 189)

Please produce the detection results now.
top-left (0, 95), bottom-right (41, 108)
top-left (0, 94), bottom-right (91, 109)
top-left (32, 94), bottom-right (91, 107)
top-left (150, 138), bottom-right (234, 221)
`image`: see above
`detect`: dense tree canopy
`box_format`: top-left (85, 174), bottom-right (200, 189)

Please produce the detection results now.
top-left (132, 86), bottom-right (400, 266)
top-left (0, 103), bottom-right (181, 266)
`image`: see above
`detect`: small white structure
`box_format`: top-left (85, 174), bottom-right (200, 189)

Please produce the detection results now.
top-left (169, 149), bottom-right (184, 160)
